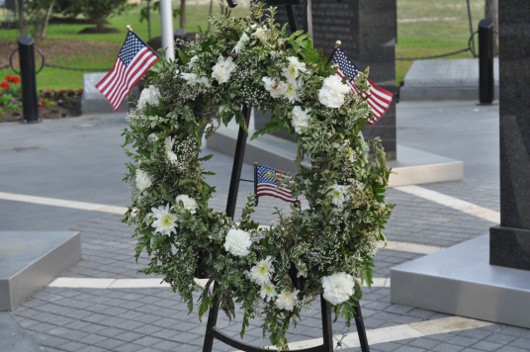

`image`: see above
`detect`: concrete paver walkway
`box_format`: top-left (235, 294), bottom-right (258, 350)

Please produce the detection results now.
top-left (2, 101), bottom-right (529, 351)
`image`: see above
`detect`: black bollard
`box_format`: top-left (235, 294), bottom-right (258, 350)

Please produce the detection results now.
top-left (18, 36), bottom-right (40, 123)
top-left (478, 19), bottom-right (494, 104)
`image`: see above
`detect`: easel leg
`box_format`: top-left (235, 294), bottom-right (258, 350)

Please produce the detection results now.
top-left (354, 301), bottom-right (370, 352)
top-left (203, 298), bottom-right (220, 352)
top-left (320, 296), bottom-right (334, 352)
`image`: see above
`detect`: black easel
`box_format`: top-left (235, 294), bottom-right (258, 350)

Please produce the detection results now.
top-left (202, 1), bottom-right (370, 351)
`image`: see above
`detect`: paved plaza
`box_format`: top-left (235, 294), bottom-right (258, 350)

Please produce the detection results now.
top-left (2, 100), bottom-right (530, 351)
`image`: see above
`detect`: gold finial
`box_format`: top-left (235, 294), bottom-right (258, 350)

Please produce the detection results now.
top-left (126, 25), bottom-right (133, 32)
top-left (335, 40), bottom-right (342, 48)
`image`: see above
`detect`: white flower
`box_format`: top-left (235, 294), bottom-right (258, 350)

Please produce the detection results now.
top-left (262, 76), bottom-right (287, 98)
top-left (249, 256), bottom-right (274, 285)
top-left (275, 289), bottom-right (299, 311)
top-left (322, 272), bottom-right (355, 305)
top-left (260, 282), bottom-right (277, 302)
top-left (181, 72), bottom-right (199, 85)
top-left (148, 133), bottom-right (158, 143)
top-left (224, 229), bottom-right (252, 257)
top-left (175, 194), bottom-right (198, 214)
top-left (233, 32), bottom-right (250, 54)
top-left (188, 55), bottom-right (199, 69)
top-left (328, 184), bottom-right (349, 208)
top-left (291, 106), bottom-right (311, 134)
top-left (252, 26), bottom-right (268, 42)
top-left (283, 81), bottom-right (300, 103)
top-left (135, 169), bottom-right (152, 193)
top-left (151, 204), bottom-right (177, 236)
top-left (283, 56), bottom-right (307, 82)
top-left (137, 85), bottom-right (161, 111)
top-left (318, 75), bottom-right (351, 108)
top-left (211, 56), bottom-right (237, 84)
top-left (164, 137), bottom-right (178, 165)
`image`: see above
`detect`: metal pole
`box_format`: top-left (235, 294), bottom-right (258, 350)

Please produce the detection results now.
top-left (159, 0), bottom-right (175, 60)
top-left (225, 105), bottom-right (252, 218)
top-left (18, 35), bottom-right (39, 123)
top-left (478, 19), bottom-right (494, 104)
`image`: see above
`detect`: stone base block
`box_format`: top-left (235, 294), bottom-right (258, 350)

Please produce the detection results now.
top-left (391, 234), bottom-right (530, 329)
top-left (82, 73), bottom-right (130, 114)
top-left (205, 125), bottom-right (463, 187)
top-left (0, 231), bottom-right (81, 311)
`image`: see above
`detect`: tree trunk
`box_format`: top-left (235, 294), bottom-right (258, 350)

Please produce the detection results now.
top-left (16, 0), bottom-right (26, 35)
top-left (36, 0), bottom-right (55, 40)
top-left (485, 0), bottom-right (498, 56)
top-left (180, 0), bottom-right (186, 30)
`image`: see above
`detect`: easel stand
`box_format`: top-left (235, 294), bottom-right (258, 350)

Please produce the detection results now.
top-left (202, 1), bottom-right (370, 350)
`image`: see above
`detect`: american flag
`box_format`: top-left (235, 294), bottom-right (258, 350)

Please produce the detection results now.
top-left (254, 164), bottom-right (297, 205)
top-left (332, 47), bottom-right (393, 124)
top-left (96, 31), bottom-right (159, 111)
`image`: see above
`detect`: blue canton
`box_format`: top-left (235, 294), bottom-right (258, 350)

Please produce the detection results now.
top-left (332, 48), bottom-right (360, 83)
top-left (257, 165), bottom-right (277, 185)
top-left (118, 32), bottom-right (145, 66)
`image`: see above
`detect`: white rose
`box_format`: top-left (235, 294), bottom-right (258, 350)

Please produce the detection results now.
top-left (291, 106), bottom-right (311, 134)
top-left (318, 75), bottom-right (351, 108)
top-left (211, 56), bottom-right (237, 84)
top-left (137, 85), bottom-right (161, 111)
top-left (164, 137), bottom-right (178, 165)
top-left (175, 194), bottom-right (198, 214)
top-left (275, 290), bottom-right (299, 311)
top-left (188, 55), bottom-right (199, 69)
top-left (181, 72), bottom-right (199, 85)
top-left (224, 229), bottom-right (252, 257)
top-left (135, 169), bottom-right (152, 193)
top-left (322, 272), bottom-right (355, 305)
top-left (262, 76), bottom-right (287, 99)
top-left (233, 32), bottom-right (250, 54)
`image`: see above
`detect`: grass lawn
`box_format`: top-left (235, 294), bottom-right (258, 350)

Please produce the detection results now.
top-left (0, 0), bottom-right (485, 90)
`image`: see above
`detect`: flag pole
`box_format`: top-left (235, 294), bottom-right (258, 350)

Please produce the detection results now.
top-left (327, 40), bottom-right (341, 64)
top-left (254, 162), bottom-right (259, 207)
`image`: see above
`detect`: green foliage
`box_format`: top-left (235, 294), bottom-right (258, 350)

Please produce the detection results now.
top-left (123, 4), bottom-right (392, 349)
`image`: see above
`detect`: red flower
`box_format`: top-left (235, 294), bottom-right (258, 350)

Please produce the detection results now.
top-left (0, 81), bottom-right (10, 89)
top-left (5, 76), bottom-right (20, 84)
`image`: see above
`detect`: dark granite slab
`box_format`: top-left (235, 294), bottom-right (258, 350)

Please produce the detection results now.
top-left (489, 0), bottom-right (530, 270)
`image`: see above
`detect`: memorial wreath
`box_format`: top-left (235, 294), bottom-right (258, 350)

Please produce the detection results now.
top-left (123, 4), bottom-right (392, 349)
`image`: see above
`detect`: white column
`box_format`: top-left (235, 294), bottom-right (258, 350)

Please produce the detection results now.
top-left (306, 0), bottom-right (313, 40)
top-left (159, 0), bottom-right (175, 60)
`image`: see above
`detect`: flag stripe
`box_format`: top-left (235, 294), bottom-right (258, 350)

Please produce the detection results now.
top-left (107, 49), bottom-right (150, 104)
top-left (95, 59), bottom-right (120, 92)
top-left (256, 184), bottom-right (293, 198)
top-left (256, 192), bottom-right (298, 203)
